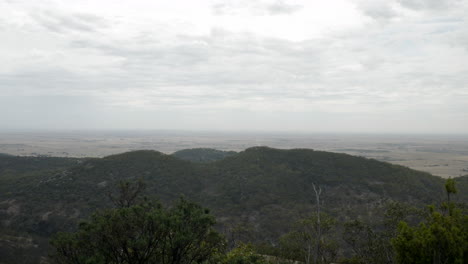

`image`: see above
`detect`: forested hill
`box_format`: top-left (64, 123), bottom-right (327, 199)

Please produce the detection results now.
top-left (172, 148), bottom-right (237, 163)
top-left (0, 147), bottom-right (467, 263)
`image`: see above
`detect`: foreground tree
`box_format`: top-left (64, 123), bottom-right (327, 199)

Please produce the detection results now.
top-left (343, 220), bottom-right (382, 264)
top-left (223, 243), bottom-right (269, 264)
top-left (50, 182), bottom-right (225, 264)
top-left (342, 201), bottom-right (421, 264)
top-left (392, 204), bottom-right (468, 264)
top-left (392, 179), bottom-right (468, 264)
top-left (279, 213), bottom-right (337, 264)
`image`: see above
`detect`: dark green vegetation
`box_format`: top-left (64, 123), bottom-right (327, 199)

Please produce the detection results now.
top-left (0, 147), bottom-right (467, 263)
top-left (50, 190), bottom-right (225, 264)
top-left (391, 182), bottom-right (468, 264)
top-left (392, 204), bottom-right (468, 264)
top-left (172, 148), bottom-right (237, 163)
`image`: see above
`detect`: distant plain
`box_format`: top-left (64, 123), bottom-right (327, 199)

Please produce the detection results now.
top-left (1, 131), bottom-right (467, 178)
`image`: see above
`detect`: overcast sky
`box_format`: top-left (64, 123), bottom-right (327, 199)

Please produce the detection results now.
top-left (1, 0), bottom-right (467, 133)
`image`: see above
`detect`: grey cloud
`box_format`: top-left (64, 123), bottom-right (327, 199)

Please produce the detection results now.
top-left (265, 0), bottom-right (303, 15)
top-left (2, 2), bottom-right (467, 132)
top-left (212, 0), bottom-right (303, 16)
top-left (68, 30), bottom-right (325, 91)
top-left (359, 1), bottom-right (398, 20)
top-left (0, 69), bottom-right (76, 92)
top-left (0, 18), bottom-right (6, 30)
top-left (397, 0), bottom-right (461, 10)
top-left (211, 3), bottom-right (232, 15)
top-left (10, 21), bottom-right (466, 113)
top-left (450, 21), bottom-right (468, 50)
top-left (30, 10), bottom-right (106, 34)
top-left (358, 0), bottom-right (463, 22)
top-left (460, 33), bottom-right (468, 50)
top-left (0, 67), bottom-right (127, 97)
top-left (0, 28), bottom-right (329, 110)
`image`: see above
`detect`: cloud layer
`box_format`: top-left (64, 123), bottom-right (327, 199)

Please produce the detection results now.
top-left (0, 0), bottom-right (467, 133)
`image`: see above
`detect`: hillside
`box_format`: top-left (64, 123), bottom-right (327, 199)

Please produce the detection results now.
top-left (0, 147), bottom-right (466, 263)
top-left (172, 148), bottom-right (237, 163)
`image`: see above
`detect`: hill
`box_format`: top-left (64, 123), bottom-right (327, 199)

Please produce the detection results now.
top-left (172, 148), bottom-right (237, 163)
top-left (0, 147), bottom-right (466, 263)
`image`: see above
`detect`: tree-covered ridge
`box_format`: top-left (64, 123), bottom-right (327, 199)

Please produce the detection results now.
top-left (0, 147), bottom-right (467, 263)
top-left (0, 154), bottom-right (82, 175)
top-left (172, 148), bottom-right (237, 163)
top-left (211, 147), bottom-right (447, 203)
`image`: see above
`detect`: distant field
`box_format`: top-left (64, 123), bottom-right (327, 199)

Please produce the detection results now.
top-left (1, 131), bottom-right (467, 178)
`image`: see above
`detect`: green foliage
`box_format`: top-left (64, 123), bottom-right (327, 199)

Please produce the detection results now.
top-left (279, 213), bottom-right (337, 264)
top-left (50, 197), bottom-right (225, 264)
top-left (223, 243), bottom-right (269, 264)
top-left (172, 148), bottom-right (237, 163)
top-left (445, 178), bottom-right (457, 195)
top-left (343, 220), bottom-right (393, 264)
top-left (445, 177), bottom-right (457, 203)
top-left (0, 155), bottom-right (81, 176)
top-left (107, 179), bottom-right (146, 208)
top-left (225, 222), bottom-right (257, 247)
top-left (341, 201), bottom-right (424, 264)
top-left (162, 198), bottom-right (226, 264)
top-left (343, 220), bottom-right (377, 263)
top-left (392, 204), bottom-right (468, 264)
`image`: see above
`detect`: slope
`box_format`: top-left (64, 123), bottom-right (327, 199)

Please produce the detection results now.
top-left (0, 147), bottom-right (466, 263)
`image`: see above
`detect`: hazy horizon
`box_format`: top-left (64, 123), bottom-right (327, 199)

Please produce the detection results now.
top-left (2, 128), bottom-right (468, 137)
top-left (1, 129), bottom-right (468, 178)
